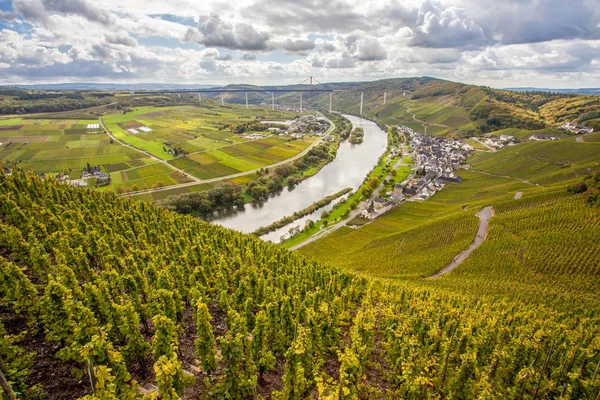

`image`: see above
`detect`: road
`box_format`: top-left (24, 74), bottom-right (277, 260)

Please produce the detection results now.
top-left (98, 116), bottom-right (199, 182)
top-left (119, 112), bottom-right (336, 197)
top-left (428, 206), bottom-right (494, 278)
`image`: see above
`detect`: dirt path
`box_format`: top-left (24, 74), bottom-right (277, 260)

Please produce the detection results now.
top-left (468, 169), bottom-right (543, 187)
top-left (429, 206), bottom-right (493, 278)
top-left (120, 112), bottom-right (336, 197)
top-left (400, 104), bottom-right (450, 136)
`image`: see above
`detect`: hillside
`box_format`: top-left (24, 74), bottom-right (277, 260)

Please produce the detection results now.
top-left (2, 166), bottom-right (600, 399)
top-left (215, 78), bottom-right (600, 137)
top-left (3, 77), bottom-right (599, 137)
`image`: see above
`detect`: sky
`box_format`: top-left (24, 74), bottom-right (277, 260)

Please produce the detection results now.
top-left (0, 0), bottom-right (599, 88)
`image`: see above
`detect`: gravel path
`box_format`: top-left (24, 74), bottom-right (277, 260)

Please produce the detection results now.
top-left (429, 206), bottom-right (494, 278)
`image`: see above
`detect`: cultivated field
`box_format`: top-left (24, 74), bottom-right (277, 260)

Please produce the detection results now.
top-left (99, 103), bottom-right (315, 191)
top-left (1, 102), bottom-right (317, 193)
top-left (0, 118), bottom-right (151, 179)
top-left (101, 104), bottom-right (301, 160)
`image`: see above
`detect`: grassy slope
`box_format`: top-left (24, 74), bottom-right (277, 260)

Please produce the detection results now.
top-left (298, 137), bottom-right (600, 313)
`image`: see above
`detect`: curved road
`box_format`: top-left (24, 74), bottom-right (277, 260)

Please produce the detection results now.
top-left (119, 112), bottom-right (336, 197)
top-left (99, 116), bottom-right (199, 182)
top-left (429, 206), bottom-right (494, 278)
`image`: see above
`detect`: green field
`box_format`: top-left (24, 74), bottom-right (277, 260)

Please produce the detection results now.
top-left (469, 138), bottom-right (600, 185)
top-left (1, 103), bottom-right (316, 193)
top-left (101, 103), bottom-right (301, 161)
top-left (170, 136), bottom-right (315, 180)
top-left (3, 78), bottom-right (600, 399)
top-left (0, 118), bottom-right (150, 178)
top-left (366, 96), bottom-right (475, 136)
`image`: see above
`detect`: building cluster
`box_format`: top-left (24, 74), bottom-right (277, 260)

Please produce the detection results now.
top-left (482, 135), bottom-right (518, 150)
top-left (263, 115), bottom-right (330, 139)
top-left (396, 126), bottom-right (466, 202)
top-left (360, 195), bottom-right (403, 220)
top-left (81, 165), bottom-right (111, 187)
top-left (560, 122), bottom-right (594, 135)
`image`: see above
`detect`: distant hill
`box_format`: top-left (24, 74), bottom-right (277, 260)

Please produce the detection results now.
top-left (505, 87), bottom-right (600, 95)
top-left (10, 83), bottom-right (217, 91)
top-left (4, 77), bottom-right (600, 133)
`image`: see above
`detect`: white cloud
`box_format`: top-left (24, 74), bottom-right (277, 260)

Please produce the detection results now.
top-left (0, 0), bottom-right (599, 87)
top-left (184, 14), bottom-right (270, 51)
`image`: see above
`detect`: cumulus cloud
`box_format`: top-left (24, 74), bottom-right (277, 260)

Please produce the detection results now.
top-left (0, 10), bottom-right (16, 20)
top-left (484, 0), bottom-right (600, 45)
top-left (408, 3), bottom-right (490, 49)
top-left (353, 36), bottom-right (387, 61)
top-left (280, 39), bottom-right (315, 53)
top-left (184, 14), bottom-right (270, 51)
top-left (13, 0), bottom-right (116, 26)
top-left (105, 32), bottom-right (138, 47)
top-left (310, 51), bottom-right (355, 69)
top-left (1, 0), bottom-right (600, 87)
top-left (244, 0), bottom-right (374, 35)
top-left (321, 43), bottom-right (336, 52)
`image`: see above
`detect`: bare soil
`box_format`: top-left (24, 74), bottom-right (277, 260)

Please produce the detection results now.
top-left (0, 307), bottom-right (91, 400)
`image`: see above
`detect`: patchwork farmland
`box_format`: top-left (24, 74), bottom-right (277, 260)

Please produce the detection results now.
top-left (0, 118), bottom-right (152, 179)
top-left (1, 102), bottom-right (319, 193)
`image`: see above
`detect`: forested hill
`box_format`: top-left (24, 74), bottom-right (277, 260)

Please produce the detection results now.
top-left (2, 169), bottom-right (600, 399)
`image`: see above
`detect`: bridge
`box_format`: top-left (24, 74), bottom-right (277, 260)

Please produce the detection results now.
top-left (128, 76), bottom-right (394, 114)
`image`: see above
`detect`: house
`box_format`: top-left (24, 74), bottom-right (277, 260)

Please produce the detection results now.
top-left (440, 175), bottom-right (463, 183)
top-left (560, 122), bottom-right (594, 135)
top-left (373, 197), bottom-right (387, 208)
top-left (529, 135), bottom-right (558, 141)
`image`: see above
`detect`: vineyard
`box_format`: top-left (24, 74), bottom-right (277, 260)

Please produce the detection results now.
top-left (1, 168), bottom-right (599, 399)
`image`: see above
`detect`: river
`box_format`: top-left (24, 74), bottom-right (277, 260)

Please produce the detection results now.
top-left (204, 115), bottom-right (388, 239)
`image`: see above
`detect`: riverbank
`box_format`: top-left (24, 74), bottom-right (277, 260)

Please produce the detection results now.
top-left (252, 187), bottom-right (352, 237)
top-left (155, 113), bottom-right (349, 217)
top-left (205, 115), bottom-right (388, 234)
top-left (282, 148), bottom-right (399, 248)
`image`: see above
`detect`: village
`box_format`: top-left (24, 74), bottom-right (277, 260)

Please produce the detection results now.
top-left (560, 121), bottom-right (594, 135)
top-left (361, 125), bottom-right (469, 220)
top-left (242, 114), bottom-right (330, 139)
